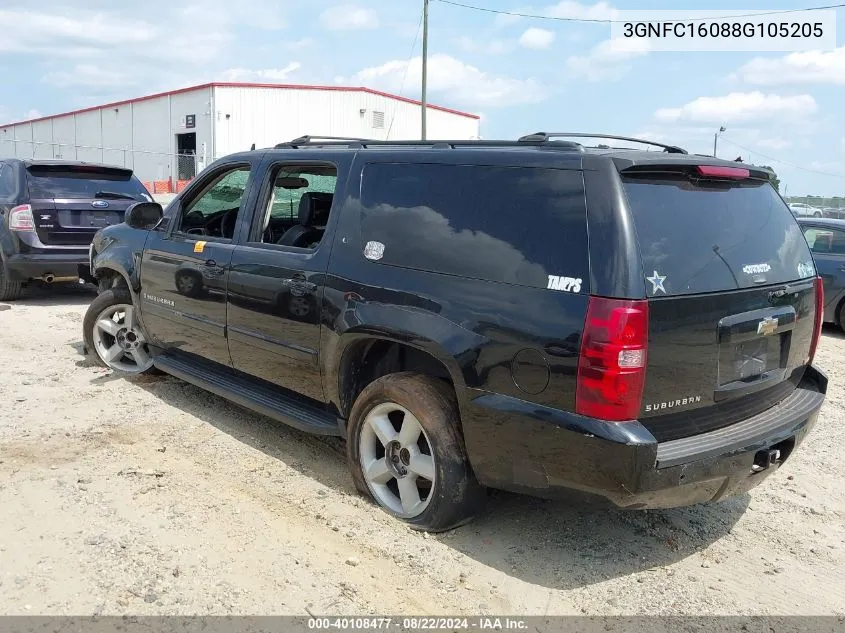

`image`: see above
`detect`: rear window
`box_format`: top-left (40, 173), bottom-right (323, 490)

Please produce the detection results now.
top-left (27, 167), bottom-right (149, 201)
top-left (360, 163), bottom-right (588, 290)
top-left (622, 174), bottom-right (815, 297)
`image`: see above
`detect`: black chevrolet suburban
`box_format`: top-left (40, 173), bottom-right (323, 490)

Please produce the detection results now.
top-left (82, 134), bottom-right (828, 531)
top-left (0, 159), bottom-right (151, 300)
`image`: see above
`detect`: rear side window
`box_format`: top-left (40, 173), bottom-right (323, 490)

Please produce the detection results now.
top-left (27, 167), bottom-right (149, 201)
top-left (622, 174), bottom-right (815, 296)
top-left (360, 163), bottom-right (588, 290)
top-left (0, 164), bottom-right (15, 200)
top-left (804, 226), bottom-right (845, 255)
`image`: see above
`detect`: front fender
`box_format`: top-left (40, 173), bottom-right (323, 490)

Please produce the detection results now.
top-left (91, 223), bottom-right (151, 301)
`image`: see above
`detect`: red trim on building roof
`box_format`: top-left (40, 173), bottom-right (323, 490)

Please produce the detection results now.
top-left (0, 82), bottom-right (480, 128)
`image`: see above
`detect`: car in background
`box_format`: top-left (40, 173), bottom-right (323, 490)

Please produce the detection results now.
top-left (0, 159), bottom-right (151, 300)
top-left (798, 216), bottom-right (845, 331)
top-left (789, 202), bottom-right (824, 218)
top-left (822, 207), bottom-right (845, 219)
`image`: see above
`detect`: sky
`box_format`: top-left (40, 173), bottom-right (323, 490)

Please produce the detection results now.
top-left (0, 0), bottom-right (843, 197)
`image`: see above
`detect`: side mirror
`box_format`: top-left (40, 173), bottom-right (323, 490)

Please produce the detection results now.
top-left (125, 202), bottom-right (163, 230)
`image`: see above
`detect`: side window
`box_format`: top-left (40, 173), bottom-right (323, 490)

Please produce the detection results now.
top-left (0, 164), bottom-right (13, 200)
top-left (249, 163), bottom-right (338, 249)
top-left (805, 227), bottom-right (845, 255)
top-left (176, 165), bottom-right (251, 239)
top-left (360, 163), bottom-right (589, 290)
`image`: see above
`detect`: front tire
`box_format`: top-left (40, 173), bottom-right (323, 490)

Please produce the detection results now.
top-left (346, 372), bottom-right (486, 532)
top-left (83, 287), bottom-right (156, 375)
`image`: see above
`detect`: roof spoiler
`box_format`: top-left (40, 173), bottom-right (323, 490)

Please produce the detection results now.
top-left (25, 162), bottom-right (134, 177)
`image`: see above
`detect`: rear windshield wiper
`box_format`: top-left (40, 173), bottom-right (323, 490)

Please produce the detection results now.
top-left (94, 190), bottom-right (139, 200)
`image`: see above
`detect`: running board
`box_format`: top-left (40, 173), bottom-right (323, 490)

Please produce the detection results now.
top-left (153, 354), bottom-right (342, 436)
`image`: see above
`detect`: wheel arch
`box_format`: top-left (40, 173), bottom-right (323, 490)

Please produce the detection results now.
top-left (331, 333), bottom-right (467, 421)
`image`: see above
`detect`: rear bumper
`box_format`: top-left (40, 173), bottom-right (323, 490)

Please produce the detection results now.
top-left (461, 365), bottom-right (827, 509)
top-left (3, 252), bottom-right (90, 282)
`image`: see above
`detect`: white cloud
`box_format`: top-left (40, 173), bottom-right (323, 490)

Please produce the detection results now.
top-left (496, 1), bottom-right (617, 26)
top-left (457, 36), bottom-right (513, 55)
top-left (566, 38), bottom-right (649, 81)
top-left (42, 64), bottom-right (133, 88)
top-left (519, 28), bottom-right (556, 50)
top-left (339, 54), bottom-right (546, 109)
top-left (757, 137), bottom-right (792, 150)
top-left (23, 109), bottom-right (42, 120)
top-left (808, 160), bottom-right (845, 174)
top-left (320, 5), bottom-right (379, 30)
top-left (543, 0), bottom-right (617, 20)
top-left (0, 9), bottom-right (156, 54)
top-left (731, 46), bottom-right (845, 86)
top-left (219, 63), bottom-right (302, 83)
top-left (655, 92), bottom-right (817, 124)
top-left (286, 38), bottom-right (313, 51)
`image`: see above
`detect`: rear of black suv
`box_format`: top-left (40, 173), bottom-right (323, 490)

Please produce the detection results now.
top-left (1, 160), bottom-right (150, 299)
top-left (464, 152), bottom-right (826, 508)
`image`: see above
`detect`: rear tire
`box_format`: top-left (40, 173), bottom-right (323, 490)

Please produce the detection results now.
top-left (346, 372), bottom-right (486, 532)
top-left (0, 265), bottom-right (23, 301)
top-left (837, 300), bottom-right (845, 333)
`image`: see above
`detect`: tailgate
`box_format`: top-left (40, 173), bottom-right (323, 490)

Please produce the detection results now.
top-left (26, 164), bottom-right (147, 246)
top-left (33, 198), bottom-right (129, 245)
top-left (620, 166), bottom-right (818, 442)
top-left (643, 282), bottom-right (815, 441)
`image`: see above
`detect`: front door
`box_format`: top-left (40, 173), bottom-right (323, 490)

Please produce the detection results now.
top-left (226, 160), bottom-right (340, 402)
top-left (139, 161), bottom-right (257, 367)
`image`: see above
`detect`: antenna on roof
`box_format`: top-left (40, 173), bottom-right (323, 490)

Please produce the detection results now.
top-left (250, 143), bottom-right (255, 150)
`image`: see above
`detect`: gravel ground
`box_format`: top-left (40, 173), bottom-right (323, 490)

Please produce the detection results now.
top-left (1, 283), bottom-right (844, 616)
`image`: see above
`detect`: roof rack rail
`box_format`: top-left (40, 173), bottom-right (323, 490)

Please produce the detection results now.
top-left (517, 132), bottom-right (687, 154)
top-left (273, 136), bottom-right (585, 151)
top-left (277, 135), bottom-right (378, 148)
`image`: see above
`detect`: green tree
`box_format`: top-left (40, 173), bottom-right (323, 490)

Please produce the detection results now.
top-left (758, 165), bottom-right (780, 191)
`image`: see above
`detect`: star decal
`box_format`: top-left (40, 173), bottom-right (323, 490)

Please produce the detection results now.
top-left (646, 270), bottom-right (667, 295)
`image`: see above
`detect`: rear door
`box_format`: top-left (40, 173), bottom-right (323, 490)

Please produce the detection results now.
top-left (226, 159), bottom-right (342, 402)
top-left (25, 164), bottom-right (149, 246)
top-left (619, 167), bottom-right (818, 442)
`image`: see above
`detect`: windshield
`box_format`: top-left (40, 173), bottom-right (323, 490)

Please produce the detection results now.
top-left (623, 174), bottom-right (815, 297)
top-left (27, 167), bottom-right (149, 201)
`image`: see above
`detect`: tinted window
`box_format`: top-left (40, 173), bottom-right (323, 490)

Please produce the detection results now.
top-left (804, 227), bottom-right (845, 255)
top-left (360, 163), bottom-right (588, 289)
top-left (623, 175), bottom-right (815, 296)
top-left (269, 171), bottom-right (336, 221)
top-left (27, 167), bottom-right (149, 200)
top-left (0, 164), bottom-right (13, 199)
top-left (178, 165), bottom-right (251, 238)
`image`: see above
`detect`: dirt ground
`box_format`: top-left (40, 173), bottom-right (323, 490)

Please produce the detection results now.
top-left (1, 283), bottom-right (844, 616)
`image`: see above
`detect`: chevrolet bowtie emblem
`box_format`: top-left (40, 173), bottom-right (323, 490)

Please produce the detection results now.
top-left (757, 316), bottom-right (779, 336)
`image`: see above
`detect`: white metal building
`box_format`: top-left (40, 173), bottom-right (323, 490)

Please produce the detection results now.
top-left (0, 83), bottom-right (480, 189)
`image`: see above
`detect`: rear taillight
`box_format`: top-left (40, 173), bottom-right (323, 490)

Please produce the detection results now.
top-left (808, 276), bottom-right (824, 365)
top-left (576, 297), bottom-right (649, 422)
top-left (8, 204), bottom-right (35, 231)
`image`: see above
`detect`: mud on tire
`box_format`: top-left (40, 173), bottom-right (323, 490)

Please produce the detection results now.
top-left (346, 372), bottom-right (486, 532)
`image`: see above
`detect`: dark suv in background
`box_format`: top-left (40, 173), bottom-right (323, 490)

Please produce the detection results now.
top-left (0, 159), bottom-right (151, 300)
top-left (83, 134), bottom-right (827, 532)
